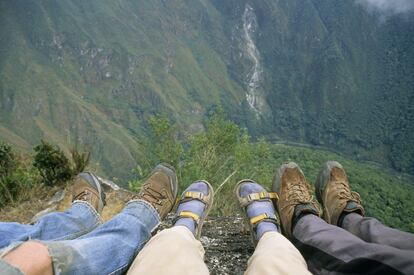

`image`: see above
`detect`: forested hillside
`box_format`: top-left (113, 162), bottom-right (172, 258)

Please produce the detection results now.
top-left (0, 0), bottom-right (413, 180)
top-left (1, 113), bottom-right (414, 232)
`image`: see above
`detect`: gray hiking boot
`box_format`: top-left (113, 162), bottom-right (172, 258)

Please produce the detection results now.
top-left (72, 172), bottom-right (106, 214)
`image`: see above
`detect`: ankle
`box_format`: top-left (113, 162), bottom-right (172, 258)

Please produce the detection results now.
top-left (292, 204), bottom-right (319, 230)
top-left (256, 221), bottom-right (279, 240)
top-left (338, 210), bottom-right (363, 227)
top-left (174, 217), bottom-right (196, 235)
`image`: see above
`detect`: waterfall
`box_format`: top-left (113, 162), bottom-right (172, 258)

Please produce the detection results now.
top-left (242, 4), bottom-right (262, 114)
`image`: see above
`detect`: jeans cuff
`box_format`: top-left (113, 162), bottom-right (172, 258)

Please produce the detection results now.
top-left (0, 260), bottom-right (24, 275)
top-left (72, 200), bottom-right (103, 225)
top-left (0, 242), bottom-right (24, 259)
top-left (125, 199), bottom-right (161, 233)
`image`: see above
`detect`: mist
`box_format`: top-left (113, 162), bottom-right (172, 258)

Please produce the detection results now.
top-left (356, 0), bottom-right (414, 15)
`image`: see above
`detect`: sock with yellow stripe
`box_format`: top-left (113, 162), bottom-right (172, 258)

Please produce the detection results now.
top-left (241, 181), bottom-right (280, 240)
top-left (174, 181), bottom-right (209, 236)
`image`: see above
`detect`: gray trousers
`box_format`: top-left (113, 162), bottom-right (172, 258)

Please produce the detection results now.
top-left (293, 214), bottom-right (414, 275)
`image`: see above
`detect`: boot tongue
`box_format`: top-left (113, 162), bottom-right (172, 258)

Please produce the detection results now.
top-left (343, 201), bottom-right (362, 213)
top-left (294, 203), bottom-right (319, 219)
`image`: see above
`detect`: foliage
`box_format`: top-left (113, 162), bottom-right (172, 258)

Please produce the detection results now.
top-left (0, 142), bottom-right (17, 177)
top-left (0, 141), bottom-right (91, 208)
top-left (0, 143), bottom-right (41, 207)
top-left (131, 112), bottom-right (414, 233)
top-left (70, 147), bottom-right (91, 176)
top-left (148, 115), bottom-right (184, 169)
top-left (1, 1), bottom-right (412, 182)
top-left (33, 140), bottom-right (73, 186)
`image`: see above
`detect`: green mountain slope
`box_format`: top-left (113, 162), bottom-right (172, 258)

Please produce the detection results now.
top-left (212, 0), bottom-right (414, 172)
top-left (0, 0), bottom-right (413, 180)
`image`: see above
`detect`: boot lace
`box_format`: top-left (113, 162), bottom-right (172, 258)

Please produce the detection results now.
top-left (336, 181), bottom-right (362, 203)
top-left (282, 180), bottom-right (315, 211)
top-left (73, 190), bottom-right (92, 202)
top-left (136, 185), bottom-right (167, 207)
top-left (334, 181), bottom-right (362, 212)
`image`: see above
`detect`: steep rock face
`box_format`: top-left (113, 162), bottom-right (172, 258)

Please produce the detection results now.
top-left (0, 0), bottom-right (413, 181)
top-left (212, 0), bottom-right (414, 172)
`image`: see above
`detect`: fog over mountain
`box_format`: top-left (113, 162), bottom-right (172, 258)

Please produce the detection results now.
top-left (357, 0), bottom-right (414, 14)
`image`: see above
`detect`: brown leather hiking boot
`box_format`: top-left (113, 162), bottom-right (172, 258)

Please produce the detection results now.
top-left (133, 163), bottom-right (178, 220)
top-left (315, 161), bottom-right (364, 226)
top-left (272, 162), bottom-right (321, 238)
top-left (72, 172), bottom-right (106, 214)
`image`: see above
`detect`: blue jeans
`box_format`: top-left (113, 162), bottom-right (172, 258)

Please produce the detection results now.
top-left (0, 202), bottom-right (102, 248)
top-left (0, 200), bottom-right (160, 275)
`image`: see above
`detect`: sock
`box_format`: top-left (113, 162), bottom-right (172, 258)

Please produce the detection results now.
top-left (247, 200), bottom-right (279, 240)
top-left (292, 203), bottom-right (319, 230)
top-left (174, 200), bottom-right (201, 234)
top-left (173, 182), bottom-right (208, 235)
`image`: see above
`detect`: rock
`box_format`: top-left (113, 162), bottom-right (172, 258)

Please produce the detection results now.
top-left (48, 190), bottom-right (66, 205)
top-left (159, 215), bottom-right (253, 275)
top-left (98, 176), bottom-right (120, 191)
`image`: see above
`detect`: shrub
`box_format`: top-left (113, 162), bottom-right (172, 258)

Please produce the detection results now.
top-left (0, 143), bottom-right (40, 207)
top-left (70, 147), bottom-right (91, 175)
top-left (148, 115), bottom-right (183, 169)
top-left (130, 109), bottom-right (248, 214)
top-left (33, 140), bottom-right (72, 186)
top-left (0, 142), bottom-right (17, 177)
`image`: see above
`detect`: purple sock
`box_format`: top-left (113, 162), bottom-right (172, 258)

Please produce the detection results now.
top-left (240, 181), bottom-right (280, 240)
top-left (247, 201), bottom-right (279, 239)
top-left (174, 181), bottom-right (208, 235)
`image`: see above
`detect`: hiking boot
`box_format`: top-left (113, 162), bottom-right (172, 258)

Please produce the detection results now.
top-left (173, 180), bottom-right (214, 239)
top-left (235, 180), bottom-right (280, 246)
top-left (133, 163), bottom-right (178, 220)
top-left (272, 162), bottom-right (321, 238)
top-left (315, 161), bottom-right (364, 226)
top-left (72, 172), bottom-right (106, 214)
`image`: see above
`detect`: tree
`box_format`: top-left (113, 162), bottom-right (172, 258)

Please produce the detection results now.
top-left (70, 147), bottom-right (91, 175)
top-left (148, 115), bottom-right (183, 169)
top-left (33, 140), bottom-right (72, 186)
top-left (0, 142), bottom-right (17, 177)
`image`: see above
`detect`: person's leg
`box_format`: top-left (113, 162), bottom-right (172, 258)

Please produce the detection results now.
top-left (0, 164), bottom-right (178, 275)
top-left (273, 161), bottom-right (414, 274)
top-left (315, 161), bottom-right (414, 251)
top-left (0, 200), bottom-right (159, 275)
top-left (245, 231), bottom-right (311, 275)
top-left (1, 241), bottom-right (52, 275)
top-left (128, 226), bottom-right (209, 275)
top-left (0, 172), bottom-right (105, 249)
top-left (293, 214), bottom-right (414, 274)
top-left (342, 213), bottom-right (414, 250)
top-left (128, 180), bottom-right (213, 275)
top-left (235, 180), bottom-right (311, 275)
